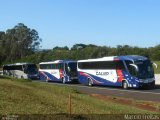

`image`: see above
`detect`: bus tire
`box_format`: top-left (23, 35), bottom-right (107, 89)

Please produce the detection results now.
top-left (46, 78), bottom-right (49, 82)
top-left (122, 81), bottom-right (128, 89)
top-left (88, 78), bottom-right (93, 86)
top-left (21, 76), bottom-right (24, 79)
top-left (151, 82), bottom-right (155, 89)
top-left (62, 77), bottom-right (66, 84)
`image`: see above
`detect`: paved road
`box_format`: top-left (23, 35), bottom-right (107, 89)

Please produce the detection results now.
top-left (74, 84), bottom-right (160, 102)
top-left (37, 81), bottom-right (160, 102)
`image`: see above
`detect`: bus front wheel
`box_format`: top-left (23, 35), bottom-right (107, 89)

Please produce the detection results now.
top-left (122, 81), bottom-right (128, 89)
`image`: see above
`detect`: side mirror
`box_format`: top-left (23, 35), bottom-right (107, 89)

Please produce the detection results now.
top-left (68, 67), bottom-right (71, 72)
top-left (152, 62), bottom-right (158, 69)
top-left (129, 64), bottom-right (139, 71)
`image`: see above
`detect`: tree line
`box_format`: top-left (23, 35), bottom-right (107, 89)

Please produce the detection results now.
top-left (0, 23), bottom-right (160, 66)
top-left (15, 43), bottom-right (160, 64)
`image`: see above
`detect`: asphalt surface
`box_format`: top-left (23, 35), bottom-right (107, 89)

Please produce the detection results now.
top-left (74, 84), bottom-right (160, 102)
top-left (37, 81), bottom-right (160, 102)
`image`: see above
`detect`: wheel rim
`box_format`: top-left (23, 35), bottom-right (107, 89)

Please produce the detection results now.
top-left (46, 76), bottom-right (49, 82)
top-left (88, 79), bottom-right (92, 86)
top-left (123, 82), bottom-right (128, 89)
top-left (62, 78), bottom-right (65, 84)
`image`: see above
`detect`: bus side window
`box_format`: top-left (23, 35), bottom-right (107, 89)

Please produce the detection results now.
top-left (125, 60), bottom-right (138, 77)
top-left (65, 63), bottom-right (69, 74)
top-left (58, 63), bottom-right (63, 69)
top-left (116, 61), bottom-right (125, 71)
top-left (23, 66), bottom-right (27, 73)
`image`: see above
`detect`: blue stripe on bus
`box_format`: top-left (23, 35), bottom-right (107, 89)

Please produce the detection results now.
top-left (78, 71), bottom-right (122, 86)
top-left (39, 71), bottom-right (60, 81)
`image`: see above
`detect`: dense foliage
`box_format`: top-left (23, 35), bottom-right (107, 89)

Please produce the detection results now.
top-left (14, 44), bottom-right (160, 64)
top-left (0, 23), bottom-right (42, 65)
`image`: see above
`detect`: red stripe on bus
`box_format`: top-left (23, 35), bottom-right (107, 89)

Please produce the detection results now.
top-left (116, 69), bottom-right (124, 82)
top-left (59, 69), bottom-right (63, 78)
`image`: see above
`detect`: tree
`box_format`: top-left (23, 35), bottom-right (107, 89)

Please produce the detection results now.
top-left (71, 43), bottom-right (87, 50)
top-left (0, 23), bottom-right (42, 64)
top-left (0, 31), bottom-right (6, 64)
top-left (53, 46), bottom-right (69, 50)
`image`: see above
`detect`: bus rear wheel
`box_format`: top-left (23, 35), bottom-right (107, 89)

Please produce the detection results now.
top-left (62, 77), bottom-right (66, 84)
top-left (122, 81), bottom-right (128, 89)
top-left (21, 76), bottom-right (24, 79)
top-left (45, 77), bottom-right (49, 82)
top-left (46, 79), bottom-right (49, 82)
top-left (88, 78), bottom-right (93, 86)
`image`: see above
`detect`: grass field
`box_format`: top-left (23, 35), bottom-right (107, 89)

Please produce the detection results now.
top-left (0, 76), bottom-right (159, 116)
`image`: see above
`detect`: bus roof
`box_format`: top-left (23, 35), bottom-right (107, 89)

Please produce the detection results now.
top-left (78, 55), bottom-right (148, 62)
top-left (39, 60), bottom-right (77, 64)
top-left (3, 63), bottom-right (35, 66)
top-left (119, 55), bottom-right (148, 61)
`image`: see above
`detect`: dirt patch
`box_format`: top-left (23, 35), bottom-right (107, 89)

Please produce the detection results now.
top-left (90, 93), bottom-right (160, 112)
top-left (135, 103), bottom-right (157, 111)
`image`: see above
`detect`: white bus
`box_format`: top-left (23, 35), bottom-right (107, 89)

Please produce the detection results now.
top-left (77, 55), bottom-right (157, 89)
top-left (39, 60), bottom-right (78, 83)
top-left (3, 63), bottom-right (39, 80)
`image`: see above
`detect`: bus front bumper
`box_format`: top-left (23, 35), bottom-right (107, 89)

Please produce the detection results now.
top-left (69, 77), bottom-right (78, 83)
top-left (139, 81), bottom-right (155, 89)
top-left (28, 75), bottom-right (40, 80)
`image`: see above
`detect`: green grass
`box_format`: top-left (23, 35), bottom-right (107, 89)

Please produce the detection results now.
top-left (0, 77), bottom-right (159, 115)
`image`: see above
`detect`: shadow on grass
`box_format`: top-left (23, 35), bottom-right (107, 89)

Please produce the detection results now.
top-left (0, 75), bottom-right (32, 82)
top-left (0, 75), bottom-right (11, 79)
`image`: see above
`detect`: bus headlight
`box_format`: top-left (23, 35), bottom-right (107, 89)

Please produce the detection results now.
top-left (139, 80), bottom-right (143, 83)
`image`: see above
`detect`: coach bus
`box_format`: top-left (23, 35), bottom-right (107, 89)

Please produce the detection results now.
top-left (3, 63), bottom-right (39, 80)
top-left (77, 55), bottom-right (157, 89)
top-left (39, 60), bottom-right (78, 83)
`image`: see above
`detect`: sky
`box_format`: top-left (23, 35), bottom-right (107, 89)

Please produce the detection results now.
top-left (1, 0), bottom-right (160, 49)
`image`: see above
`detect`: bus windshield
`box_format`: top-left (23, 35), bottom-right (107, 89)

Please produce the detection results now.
top-left (25, 64), bottom-right (38, 74)
top-left (68, 62), bottom-right (77, 71)
top-left (135, 60), bottom-right (154, 79)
